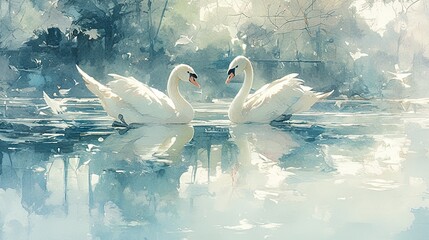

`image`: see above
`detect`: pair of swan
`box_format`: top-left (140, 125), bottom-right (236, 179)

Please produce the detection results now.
top-left (77, 56), bottom-right (332, 125)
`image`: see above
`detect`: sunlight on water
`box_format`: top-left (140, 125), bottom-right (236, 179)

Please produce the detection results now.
top-left (1, 98), bottom-right (429, 239)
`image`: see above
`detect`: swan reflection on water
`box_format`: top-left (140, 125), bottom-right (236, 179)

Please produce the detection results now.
top-left (87, 123), bottom-right (305, 221)
top-left (99, 124), bottom-right (194, 164)
top-left (1, 113), bottom-right (429, 239)
top-left (178, 124), bottom-right (306, 201)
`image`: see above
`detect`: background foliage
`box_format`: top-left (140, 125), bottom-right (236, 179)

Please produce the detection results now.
top-left (0, 0), bottom-right (428, 100)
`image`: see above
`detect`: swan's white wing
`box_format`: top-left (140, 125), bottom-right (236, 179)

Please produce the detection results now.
top-left (245, 73), bottom-right (302, 107)
top-left (107, 74), bottom-right (176, 120)
top-left (242, 73), bottom-right (321, 122)
top-left (77, 66), bottom-right (143, 120)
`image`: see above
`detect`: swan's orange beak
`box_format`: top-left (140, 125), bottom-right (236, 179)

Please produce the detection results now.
top-left (226, 73), bottom-right (235, 84)
top-left (189, 76), bottom-right (200, 88)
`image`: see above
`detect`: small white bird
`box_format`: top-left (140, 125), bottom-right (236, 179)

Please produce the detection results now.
top-left (334, 100), bottom-right (344, 109)
top-left (59, 88), bottom-right (71, 96)
top-left (349, 49), bottom-right (368, 61)
top-left (175, 35), bottom-right (193, 46)
top-left (387, 64), bottom-right (412, 88)
top-left (42, 91), bottom-right (66, 115)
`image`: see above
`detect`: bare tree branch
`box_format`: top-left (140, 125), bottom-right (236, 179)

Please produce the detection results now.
top-left (304, 0), bottom-right (317, 14)
top-left (226, 12), bottom-right (250, 18)
top-left (406, 0), bottom-right (421, 12)
top-left (153, 0), bottom-right (169, 43)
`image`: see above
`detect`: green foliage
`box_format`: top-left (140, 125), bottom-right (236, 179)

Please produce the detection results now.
top-left (1, 0), bottom-right (428, 98)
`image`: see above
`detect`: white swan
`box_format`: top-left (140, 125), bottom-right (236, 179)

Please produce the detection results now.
top-left (225, 56), bottom-right (333, 123)
top-left (76, 64), bottom-right (200, 124)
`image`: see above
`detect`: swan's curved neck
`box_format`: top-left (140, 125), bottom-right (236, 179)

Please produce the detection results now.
top-left (229, 59), bottom-right (253, 122)
top-left (167, 70), bottom-right (193, 122)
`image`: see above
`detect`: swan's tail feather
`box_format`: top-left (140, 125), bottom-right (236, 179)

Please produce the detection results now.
top-left (288, 90), bottom-right (333, 114)
top-left (76, 65), bottom-right (110, 98)
top-left (289, 92), bottom-right (319, 114)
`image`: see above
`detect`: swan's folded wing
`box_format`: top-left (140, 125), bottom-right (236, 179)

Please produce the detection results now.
top-left (107, 74), bottom-right (176, 119)
top-left (242, 74), bottom-right (307, 120)
top-left (244, 73), bottom-right (301, 109)
top-left (248, 73), bottom-right (299, 100)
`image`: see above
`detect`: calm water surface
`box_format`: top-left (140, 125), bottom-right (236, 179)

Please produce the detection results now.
top-left (1, 98), bottom-right (429, 240)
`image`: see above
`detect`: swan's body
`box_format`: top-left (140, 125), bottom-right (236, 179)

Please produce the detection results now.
top-left (226, 56), bottom-right (333, 123)
top-left (77, 64), bottom-right (199, 124)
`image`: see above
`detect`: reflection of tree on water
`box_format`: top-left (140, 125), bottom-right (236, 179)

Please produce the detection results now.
top-left (21, 167), bottom-right (48, 214)
top-left (0, 117), bottom-right (382, 239)
top-left (0, 120), bottom-right (107, 220)
top-left (221, 140), bottom-right (239, 174)
top-left (179, 124), bottom-right (316, 188)
top-left (0, 139), bottom-right (51, 214)
top-left (90, 125), bottom-right (239, 227)
top-left (183, 126), bottom-right (236, 182)
top-left (0, 120), bottom-right (323, 222)
top-left (1, 97), bottom-right (429, 239)
top-left (0, 123), bottom-right (200, 238)
top-left (89, 125), bottom-right (194, 228)
top-left (0, 155), bottom-right (64, 220)
top-left (0, 148), bottom-right (20, 192)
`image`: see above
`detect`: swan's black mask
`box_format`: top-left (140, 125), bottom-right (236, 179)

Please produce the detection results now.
top-left (189, 72), bottom-right (198, 80)
top-left (225, 65), bottom-right (238, 84)
top-left (188, 71), bottom-right (200, 88)
top-left (227, 67), bottom-right (236, 77)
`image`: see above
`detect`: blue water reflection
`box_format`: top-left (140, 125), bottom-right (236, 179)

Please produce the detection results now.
top-left (1, 99), bottom-right (429, 239)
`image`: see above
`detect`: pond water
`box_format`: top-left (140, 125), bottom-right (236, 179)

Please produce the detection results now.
top-left (1, 98), bottom-right (429, 240)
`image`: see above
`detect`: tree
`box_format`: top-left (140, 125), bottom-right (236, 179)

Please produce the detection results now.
top-left (59, 0), bottom-right (134, 61)
top-left (146, 0), bottom-right (169, 58)
top-left (0, 0), bottom-right (71, 49)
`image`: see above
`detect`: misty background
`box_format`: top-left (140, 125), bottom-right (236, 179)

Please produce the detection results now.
top-left (0, 0), bottom-right (428, 101)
